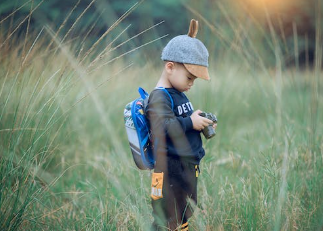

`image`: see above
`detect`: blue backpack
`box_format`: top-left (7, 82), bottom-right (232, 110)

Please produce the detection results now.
top-left (124, 87), bottom-right (173, 170)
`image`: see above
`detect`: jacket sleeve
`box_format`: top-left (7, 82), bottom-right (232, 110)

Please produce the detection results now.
top-left (146, 90), bottom-right (193, 137)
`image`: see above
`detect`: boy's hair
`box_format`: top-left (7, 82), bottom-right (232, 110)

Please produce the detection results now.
top-left (161, 19), bottom-right (210, 81)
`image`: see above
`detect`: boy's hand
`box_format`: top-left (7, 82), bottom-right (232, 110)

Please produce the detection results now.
top-left (190, 110), bottom-right (213, 131)
top-left (213, 123), bottom-right (217, 130)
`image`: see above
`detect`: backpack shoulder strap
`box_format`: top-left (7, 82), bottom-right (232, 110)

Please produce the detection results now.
top-left (155, 87), bottom-right (174, 110)
top-left (138, 87), bottom-right (149, 99)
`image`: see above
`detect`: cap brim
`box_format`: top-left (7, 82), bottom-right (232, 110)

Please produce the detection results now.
top-left (184, 64), bottom-right (210, 81)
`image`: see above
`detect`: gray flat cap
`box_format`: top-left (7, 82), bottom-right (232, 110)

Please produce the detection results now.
top-left (161, 35), bottom-right (209, 67)
top-left (161, 20), bottom-right (210, 80)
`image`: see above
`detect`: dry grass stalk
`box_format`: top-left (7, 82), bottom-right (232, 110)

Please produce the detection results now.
top-left (87, 24), bottom-right (132, 69)
top-left (0, 70), bottom-right (9, 101)
top-left (80, 11), bottom-right (103, 43)
top-left (0, 0), bottom-right (32, 24)
top-left (183, 4), bottom-right (227, 45)
top-left (22, 0), bottom-right (34, 62)
top-left (0, 0), bottom-right (43, 49)
top-left (45, 0), bottom-right (81, 53)
top-left (70, 63), bottom-right (133, 110)
top-left (105, 20), bottom-right (165, 55)
top-left (79, 0), bottom-right (143, 65)
top-left (21, 27), bottom-right (44, 67)
top-left (76, 9), bottom-right (106, 59)
top-left (88, 20), bottom-right (165, 70)
top-left (60, 0), bottom-right (96, 47)
top-left (88, 34), bottom-right (168, 74)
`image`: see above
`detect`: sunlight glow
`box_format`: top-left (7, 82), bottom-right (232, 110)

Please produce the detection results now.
top-left (243, 0), bottom-right (292, 14)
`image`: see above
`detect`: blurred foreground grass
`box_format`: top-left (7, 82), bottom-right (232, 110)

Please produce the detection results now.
top-left (1, 11), bottom-right (323, 231)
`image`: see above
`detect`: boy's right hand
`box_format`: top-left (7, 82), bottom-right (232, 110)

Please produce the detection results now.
top-left (190, 110), bottom-right (213, 131)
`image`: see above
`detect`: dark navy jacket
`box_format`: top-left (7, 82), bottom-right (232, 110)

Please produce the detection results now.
top-left (146, 88), bottom-right (205, 164)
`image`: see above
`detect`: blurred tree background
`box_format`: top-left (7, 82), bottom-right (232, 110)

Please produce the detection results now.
top-left (0, 0), bottom-right (321, 67)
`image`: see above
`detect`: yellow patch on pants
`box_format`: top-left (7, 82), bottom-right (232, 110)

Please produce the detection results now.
top-left (151, 172), bottom-right (164, 200)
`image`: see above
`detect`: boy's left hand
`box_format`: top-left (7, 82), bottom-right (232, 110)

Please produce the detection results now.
top-left (212, 123), bottom-right (217, 130)
top-left (191, 110), bottom-right (213, 131)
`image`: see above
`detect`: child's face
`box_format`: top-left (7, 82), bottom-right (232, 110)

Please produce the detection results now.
top-left (167, 63), bottom-right (197, 92)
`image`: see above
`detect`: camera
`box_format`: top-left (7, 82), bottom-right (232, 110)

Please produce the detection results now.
top-left (199, 112), bottom-right (217, 139)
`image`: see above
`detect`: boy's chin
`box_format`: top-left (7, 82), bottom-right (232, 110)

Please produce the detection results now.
top-left (175, 87), bottom-right (190, 92)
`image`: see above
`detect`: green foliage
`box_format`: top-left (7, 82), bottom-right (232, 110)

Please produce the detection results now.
top-left (0, 0), bottom-right (321, 67)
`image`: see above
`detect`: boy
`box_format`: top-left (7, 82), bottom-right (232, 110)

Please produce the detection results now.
top-left (146, 19), bottom-right (215, 230)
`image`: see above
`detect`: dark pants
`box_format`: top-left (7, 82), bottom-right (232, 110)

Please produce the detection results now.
top-left (151, 157), bottom-right (199, 230)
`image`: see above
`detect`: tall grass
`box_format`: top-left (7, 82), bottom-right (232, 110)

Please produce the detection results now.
top-left (1, 1), bottom-right (323, 230)
top-left (0, 1), bottom-right (165, 230)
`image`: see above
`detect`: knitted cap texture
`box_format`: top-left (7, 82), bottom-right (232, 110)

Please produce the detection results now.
top-left (161, 35), bottom-right (209, 67)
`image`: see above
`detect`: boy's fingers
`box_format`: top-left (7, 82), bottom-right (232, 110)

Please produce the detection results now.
top-left (203, 118), bottom-right (213, 124)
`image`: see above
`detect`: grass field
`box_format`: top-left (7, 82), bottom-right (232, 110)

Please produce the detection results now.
top-left (1, 5), bottom-right (323, 231)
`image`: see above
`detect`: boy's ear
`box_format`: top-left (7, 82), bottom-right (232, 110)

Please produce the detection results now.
top-left (165, 61), bottom-right (175, 73)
